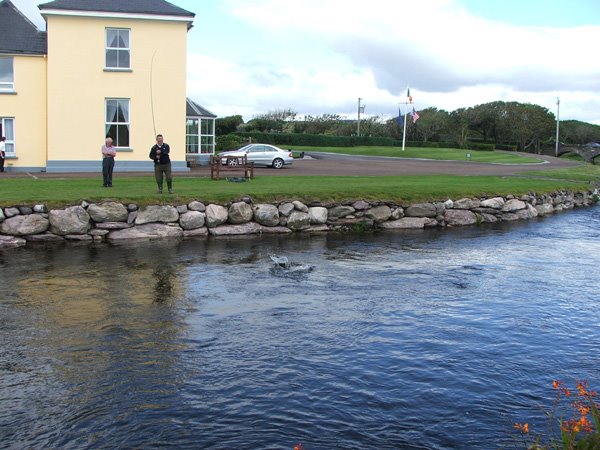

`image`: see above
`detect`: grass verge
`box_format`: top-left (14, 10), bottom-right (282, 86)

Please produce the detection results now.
top-left (524, 163), bottom-right (600, 182)
top-left (0, 174), bottom-right (593, 208)
top-left (291, 145), bottom-right (543, 164)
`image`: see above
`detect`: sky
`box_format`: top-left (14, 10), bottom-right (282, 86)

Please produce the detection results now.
top-left (12, 0), bottom-right (600, 124)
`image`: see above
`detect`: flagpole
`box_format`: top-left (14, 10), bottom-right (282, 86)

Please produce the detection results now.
top-left (401, 86), bottom-right (411, 151)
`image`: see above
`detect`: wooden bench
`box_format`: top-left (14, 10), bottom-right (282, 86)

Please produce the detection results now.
top-left (210, 155), bottom-right (254, 180)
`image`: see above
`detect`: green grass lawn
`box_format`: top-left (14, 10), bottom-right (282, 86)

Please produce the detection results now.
top-left (0, 173), bottom-right (593, 208)
top-left (291, 145), bottom-right (543, 164)
top-left (524, 163), bottom-right (600, 182)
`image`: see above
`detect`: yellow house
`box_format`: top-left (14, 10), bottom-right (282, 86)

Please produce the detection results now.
top-left (0, 0), bottom-right (196, 173)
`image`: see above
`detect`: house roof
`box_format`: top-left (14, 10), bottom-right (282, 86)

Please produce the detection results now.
top-left (0, 0), bottom-right (47, 55)
top-left (38, 0), bottom-right (195, 18)
top-left (187, 98), bottom-right (217, 118)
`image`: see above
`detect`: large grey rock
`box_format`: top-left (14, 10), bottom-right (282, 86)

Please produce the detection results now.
top-left (516, 204), bottom-right (538, 220)
top-left (331, 217), bottom-right (375, 229)
top-left (352, 200), bottom-right (370, 210)
top-left (24, 233), bottom-right (65, 242)
top-left (108, 223), bottom-right (183, 241)
top-left (259, 226), bottom-right (293, 234)
top-left (228, 202), bottom-right (254, 224)
top-left (127, 204), bottom-right (138, 212)
top-left (33, 204), bottom-right (48, 213)
top-left (444, 209), bottom-right (477, 226)
top-left (205, 204), bottom-right (229, 228)
top-left (18, 206), bottom-right (33, 215)
top-left (380, 217), bottom-right (430, 229)
top-left (308, 207), bottom-right (328, 225)
top-left (0, 214), bottom-right (49, 236)
top-left (444, 199), bottom-right (454, 209)
top-left (4, 207), bottom-right (19, 218)
top-left (183, 228), bottom-right (209, 238)
top-left (49, 206), bottom-right (90, 235)
top-left (502, 199), bottom-right (526, 212)
top-left (365, 205), bottom-right (391, 223)
top-left (94, 222), bottom-right (133, 230)
top-left (176, 205), bottom-right (188, 214)
top-left (453, 198), bottom-right (481, 210)
top-left (65, 234), bottom-right (93, 242)
top-left (480, 213), bottom-right (498, 223)
top-left (405, 203), bottom-right (437, 218)
top-left (287, 211), bottom-right (311, 230)
top-left (179, 211), bottom-right (206, 230)
top-left (535, 203), bottom-right (554, 216)
top-left (89, 229), bottom-right (109, 237)
top-left (188, 201), bottom-right (206, 212)
top-left (292, 200), bottom-right (309, 213)
top-left (128, 211), bottom-right (137, 224)
top-left (135, 205), bottom-right (179, 225)
top-left (0, 235), bottom-right (26, 248)
top-left (501, 212), bottom-right (520, 221)
top-left (278, 203), bottom-right (295, 217)
top-left (87, 202), bottom-right (129, 223)
top-left (391, 207), bottom-right (404, 220)
top-left (328, 205), bottom-right (355, 219)
top-left (253, 204), bottom-right (280, 227)
top-left (305, 225), bottom-right (330, 232)
top-left (208, 222), bottom-right (262, 236)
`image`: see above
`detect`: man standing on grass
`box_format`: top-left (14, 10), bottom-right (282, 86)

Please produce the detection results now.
top-left (149, 134), bottom-right (172, 194)
top-left (101, 136), bottom-right (116, 187)
top-left (0, 136), bottom-right (6, 173)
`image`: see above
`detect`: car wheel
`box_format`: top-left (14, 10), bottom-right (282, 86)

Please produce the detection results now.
top-left (272, 158), bottom-right (284, 169)
top-left (227, 158), bottom-right (238, 166)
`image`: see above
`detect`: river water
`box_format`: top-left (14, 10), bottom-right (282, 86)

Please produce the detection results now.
top-left (1, 207), bottom-right (599, 449)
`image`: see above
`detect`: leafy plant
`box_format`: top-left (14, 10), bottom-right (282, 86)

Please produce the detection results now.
top-left (513, 380), bottom-right (600, 450)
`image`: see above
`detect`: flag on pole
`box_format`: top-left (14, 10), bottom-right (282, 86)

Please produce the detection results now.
top-left (411, 107), bottom-right (420, 123)
top-left (397, 108), bottom-right (403, 127)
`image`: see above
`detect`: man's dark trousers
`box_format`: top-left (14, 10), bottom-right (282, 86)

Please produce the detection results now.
top-left (154, 163), bottom-right (172, 192)
top-left (103, 157), bottom-right (114, 187)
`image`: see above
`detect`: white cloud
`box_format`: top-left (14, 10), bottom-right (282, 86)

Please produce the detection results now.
top-left (192, 0), bottom-right (600, 123)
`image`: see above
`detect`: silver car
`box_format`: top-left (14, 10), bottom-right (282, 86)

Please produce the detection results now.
top-left (218, 144), bottom-right (294, 169)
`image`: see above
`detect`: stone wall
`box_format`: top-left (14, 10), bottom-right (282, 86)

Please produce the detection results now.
top-left (0, 189), bottom-right (598, 249)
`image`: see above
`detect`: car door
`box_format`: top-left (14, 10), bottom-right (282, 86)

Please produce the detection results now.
top-left (247, 145), bottom-right (266, 165)
top-left (263, 145), bottom-right (279, 166)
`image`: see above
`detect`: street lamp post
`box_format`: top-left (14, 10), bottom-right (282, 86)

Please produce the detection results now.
top-left (357, 98), bottom-right (365, 136)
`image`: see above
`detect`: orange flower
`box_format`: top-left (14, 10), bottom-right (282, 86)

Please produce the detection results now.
top-left (576, 403), bottom-right (590, 416)
top-left (514, 422), bottom-right (529, 433)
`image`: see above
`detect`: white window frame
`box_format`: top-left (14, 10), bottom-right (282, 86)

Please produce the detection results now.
top-left (186, 118), bottom-right (199, 154)
top-left (200, 118), bottom-right (216, 154)
top-left (105, 28), bottom-right (131, 70)
top-left (1, 117), bottom-right (16, 155)
top-left (0, 57), bottom-right (15, 92)
top-left (105, 99), bottom-right (130, 148)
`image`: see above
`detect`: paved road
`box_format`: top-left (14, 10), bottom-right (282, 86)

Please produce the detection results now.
top-left (1, 152), bottom-right (580, 178)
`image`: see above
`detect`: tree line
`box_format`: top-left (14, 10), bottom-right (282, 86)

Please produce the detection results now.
top-left (216, 101), bottom-right (600, 152)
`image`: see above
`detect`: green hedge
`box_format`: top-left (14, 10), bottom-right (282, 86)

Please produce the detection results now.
top-left (495, 144), bottom-right (519, 151)
top-left (226, 132), bottom-right (501, 152)
top-left (466, 143), bottom-right (495, 151)
top-left (233, 132), bottom-right (404, 148)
